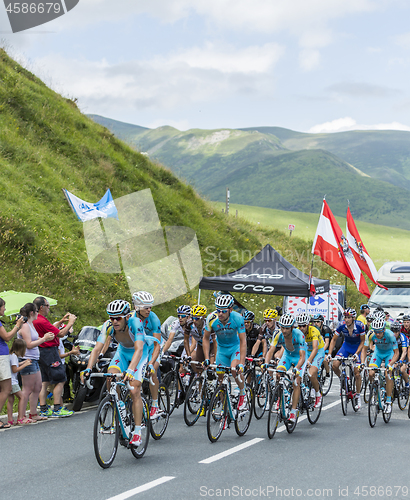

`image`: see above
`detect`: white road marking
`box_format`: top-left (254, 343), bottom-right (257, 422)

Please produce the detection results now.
top-left (106, 476), bottom-right (175, 500)
top-left (277, 399), bottom-right (341, 433)
top-left (199, 438), bottom-right (264, 464)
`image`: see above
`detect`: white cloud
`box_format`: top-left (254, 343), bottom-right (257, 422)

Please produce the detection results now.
top-left (308, 117), bottom-right (410, 133)
top-left (299, 49), bottom-right (321, 71)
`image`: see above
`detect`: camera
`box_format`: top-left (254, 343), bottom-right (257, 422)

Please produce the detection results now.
top-left (16, 314), bottom-right (28, 323)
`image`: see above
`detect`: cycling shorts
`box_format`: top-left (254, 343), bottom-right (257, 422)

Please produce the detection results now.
top-left (277, 353), bottom-right (307, 379)
top-left (108, 345), bottom-right (148, 383)
top-left (215, 343), bottom-right (240, 369)
top-left (369, 349), bottom-right (394, 369)
top-left (336, 343), bottom-right (361, 364)
top-left (308, 347), bottom-right (325, 370)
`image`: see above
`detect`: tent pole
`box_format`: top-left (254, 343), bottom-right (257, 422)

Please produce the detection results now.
top-left (198, 289), bottom-right (201, 305)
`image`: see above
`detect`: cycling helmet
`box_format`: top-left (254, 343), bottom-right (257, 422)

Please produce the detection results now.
top-left (191, 304), bottom-right (207, 317)
top-left (367, 314), bottom-right (374, 323)
top-left (360, 304), bottom-right (370, 312)
top-left (263, 308), bottom-right (278, 320)
top-left (106, 300), bottom-right (131, 317)
top-left (343, 308), bottom-right (356, 318)
top-left (132, 291), bottom-right (154, 308)
top-left (177, 305), bottom-right (191, 316)
top-left (278, 313), bottom-right (295, 328)
top-left (313, 313), bottom-right (324, 322)
top-left (242, 310), bottom-right (255, 322)
top-left (296, 312), bottom-right (310, 326)
top-left (402, 315), bottom-right (410, 322)
top-left (215, 294), bottom-right (234, 309)
top-left (372, 317), bottom-right (385, 331)
top-left (275, 306), bottom-right (283, 316)
top-left (391, 321), bottom-right (401, 332)
top-left (373, 310), bottom-right (386, 319)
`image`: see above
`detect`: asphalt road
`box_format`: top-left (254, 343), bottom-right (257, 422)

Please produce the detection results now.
top-left (1, 380), bottom-right (410, 500)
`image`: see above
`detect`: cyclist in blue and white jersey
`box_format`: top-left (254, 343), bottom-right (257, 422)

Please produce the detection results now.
top-left (366, 316), bottom-right (399, 413)
top-left (327, 308), bottom-right (365, 410)
top-left (131, 291), bottom-right (162, 419)
top-left (269, 313), bottom-right (307, 422)
top-left (312, 313), bottom-right (333, 378)
top-left (391, 321), bottom-right (409, 393)
top-left (82, 300), bottom-right (159, 447)
top-left (203, 294), bottom-right (247, 411)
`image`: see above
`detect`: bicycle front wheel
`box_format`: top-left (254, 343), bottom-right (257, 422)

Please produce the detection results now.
top-left (340, 374), bottom-right (348, 416)
top-left (398, 377), bottom-right (409, 410)
top-left (319, 363), bottom-right (333, 397)
top-left (267, 387), bottom-right (280, 439)
top-left (162, 370), bottom-right (178, 415)
top-left (93, 395), bottom-right (119, 469)
top-left (235, 386), bottom-right (253, 436)
top-left (130, 396), bottom-right (150, 459)
top-left (368, 382), bottom-right (378, 428)
top-left (254, 374), bottom-right (268, 420)
top-left (207, 385), bottom-right (226, 443)
top-left (150, 384), bottom-right (170, 440)
top-left (307, 389), bottom-right (323, 424)
top-left (183, 376), bottom-right (204, 427)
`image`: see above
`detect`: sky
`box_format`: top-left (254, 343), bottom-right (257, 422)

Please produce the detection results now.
top-left (2, 0), bottom-right (410, 133)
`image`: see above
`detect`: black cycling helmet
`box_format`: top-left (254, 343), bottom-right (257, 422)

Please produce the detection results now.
top-left (360, 304), bottom-right (370, 312)
top-left (391, 322), bottom-right (401, 332)
top-left (242, 310), bottom-right (255, 322)
top-left (313, 313), bottom-right (324, 322)
top-left (402, 315), bottom-right (410, 322)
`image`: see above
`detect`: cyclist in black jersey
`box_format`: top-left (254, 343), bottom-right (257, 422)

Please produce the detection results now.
top-left (243, 310), bottom-right (261, 357)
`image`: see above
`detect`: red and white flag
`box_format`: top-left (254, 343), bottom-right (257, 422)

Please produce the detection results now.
top-left (312, 200), bottom-right (370, 298)
top-left (346, 207), bottom-right (386, 289)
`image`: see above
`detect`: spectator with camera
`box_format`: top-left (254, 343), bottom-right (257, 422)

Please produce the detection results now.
top-left (17, 302), bottom-right (55, 423)
top-left (0, 298), bottom-right (25, 429)
top-left (33, 297), bottom-right (77, 418)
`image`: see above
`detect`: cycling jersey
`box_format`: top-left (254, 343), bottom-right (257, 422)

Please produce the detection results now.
top-left (368, 329), bottom-right (398, 353)
top-left (335, 320), bottom-right (365, 346)
top-left (135, 311), bottom-right (161, 338)
top-left (245, 324), bottom-right (261, 356)
top-left (356, 314), bottom-right (367, 328)
top-left (304, 325), bottom-right (325, 352)
top-left (272, 329), bottom-right (307, 356)
top-left (205, 310), bottom-right (245, 348)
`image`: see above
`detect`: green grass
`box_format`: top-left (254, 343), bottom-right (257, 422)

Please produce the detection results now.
top-left (214, 202), bottom-right (410, 264)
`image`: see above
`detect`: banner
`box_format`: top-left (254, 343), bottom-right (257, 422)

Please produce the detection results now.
top-left (63, 188), bottom-right (118, 222)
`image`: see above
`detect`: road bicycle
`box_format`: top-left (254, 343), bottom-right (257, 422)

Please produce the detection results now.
top-left (332, 357), bottom-right (360, 415)
top-left (161, 354), bottom-right (192, 415)
top-left (141, 369), bottom-right (170, 440)
top-left (318, 358), bottom-right (333, 396)
top-left (244, 356), bottom-right (269, 420)
top-left (365, 366), bottom-right (392, 427)
top-left (207, 364), bottom-right (253, 443)
top-left (183, 360), bottom-right (217, 426)
top-left (267, 367), bottom-right (298, 438)
top-left (90, 373), bottom-right (150, 469)
top-left (392, 363), bottom-right (409, 410)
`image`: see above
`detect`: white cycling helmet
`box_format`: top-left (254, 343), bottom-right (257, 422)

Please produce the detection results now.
top-left (132, 291), bottom-right (154, 308)
top-left (177, 305), bottom-right (191, 316)
top-left (296, 312), bottom-right (310, 325)
top-left (372, 317), bottom-right (385, 331)
top-left (215, 294), bottom-right (234, 309)
top-left (106, 300), bottom-right (131, 317)
top-left (278, 313), bottom-right (295, 328)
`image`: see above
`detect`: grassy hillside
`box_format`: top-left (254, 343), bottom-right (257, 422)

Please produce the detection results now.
top-left (213, 202), bottom-right (410, 264)
top-left (89, 115), bottom-right (410, 230)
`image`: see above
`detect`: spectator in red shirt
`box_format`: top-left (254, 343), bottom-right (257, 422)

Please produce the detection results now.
top-left (33, 297), bottom-right (77, 418)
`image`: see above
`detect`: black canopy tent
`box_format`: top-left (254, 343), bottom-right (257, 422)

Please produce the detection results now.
top-left (199, 244), bottom-right (329, 297)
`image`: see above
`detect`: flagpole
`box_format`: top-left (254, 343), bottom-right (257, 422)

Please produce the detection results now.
top-left (345, 276), bottom-right (347, 308)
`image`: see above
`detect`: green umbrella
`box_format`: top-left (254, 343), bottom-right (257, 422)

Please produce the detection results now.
top-left (0, 290), bottom-right (58, 316)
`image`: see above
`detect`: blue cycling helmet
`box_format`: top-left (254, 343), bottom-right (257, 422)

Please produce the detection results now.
top-left (360, 304), bottom-right (370, 312)
top-left (313, 313), bottom-right (324, 322)
top-left (177, 305), bottom-right (191, 316)
top-left (242, 310), bottom-right (255, 322)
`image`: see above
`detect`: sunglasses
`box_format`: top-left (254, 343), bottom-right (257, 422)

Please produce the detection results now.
top-left (109, 316), bottom-right (125, 321)
top-left (192, 316), bottom-right (202, 320)
top-left (264, 319), bottom-right (274, 322)
top-left (216, 309), bottom-right (229, 314)
top-left (244, 321), bottom-right (252, 324)
top-left (178, 314), bottom-right (188, 318)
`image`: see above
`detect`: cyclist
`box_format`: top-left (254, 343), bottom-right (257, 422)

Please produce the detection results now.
top-left (312, 313), bottom-right (333, 378)
top-left (366, 316), bottom-right (399, 413)
top-left (82, 300), bottom-right (159, 446)
top-left (184, 304), bottom-right (215, 370)
top-left (357, 304), bottom-right (370, 330)
top-left (391, 321), bottom-right (409, 393)
top-left (328, 308), bottom-right (365, 410)
top-left (401, 314), bottom-right (410, 340)
top-left (270, 313), bottom-right (307, 423)
top-left (242, 310), bottom-right (261, 357)
top-left (251, 308), bottom-right (279, 358)
top-left (131, 291), bottom-right (162, 420)
top-left (296, 312), bottom-right (325, 407)
top-left (202, 294), bottom-right (247, 411)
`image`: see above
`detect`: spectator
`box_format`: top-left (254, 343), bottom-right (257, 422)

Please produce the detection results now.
top-left (33, 297), bottom-right (77, 418)
top-left (7, 338), bottom-right (32, 425)
top-left (57, 326), bottom-right (79, 402)
top-left (0, 298), bottom-right (24, 429)
top-left (18, 303), bottom-right (54, 422)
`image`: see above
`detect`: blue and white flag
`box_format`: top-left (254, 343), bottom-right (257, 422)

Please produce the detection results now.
top-left (63, 189), bottom-right (118, 222)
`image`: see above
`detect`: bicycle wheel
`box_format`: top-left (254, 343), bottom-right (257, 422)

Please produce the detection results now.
top-left (235, 386), bottom-right (253, 436)
top-left (162, 370), bottom-right (178, 415)
top-left (368, 382), bottom-right (378, 428)
top-left (129, 396), bottom-right (150, 459)
top-left (319, 363), bottom-right (333, 397)
top-left (347, 365), bottom-right (359, 412)
top-left (267, 387), bottom-right (280, 439)
top-left (93, 395), bottom-right (119, 469)
top-left (254, 374), bottom-right (268, 420)
top-left (363, 371), bottom-right (370, 404)
top-left (284, 387), bottom-right (298, 434)
top-left (398, 377), bottom-right (409, 410)
top-left (183, 376), bottom-right (204, 426)
top-left (207, 385), bottom-right (226, 443)
top-left (307, 388), bottom-right (323, 424)
top-left (340, 374), bottom-right (348, 416)
top-left (150, 384), bottom-right (170, 440)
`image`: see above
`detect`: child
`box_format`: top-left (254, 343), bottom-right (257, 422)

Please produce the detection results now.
top-left (7, 339), bottom-right (33, 425)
